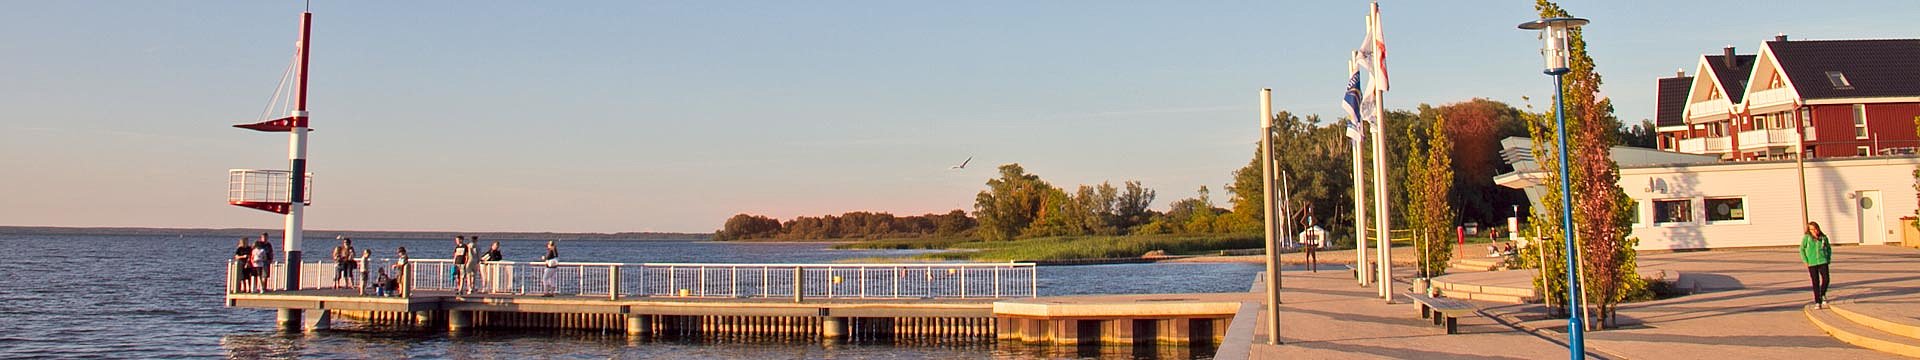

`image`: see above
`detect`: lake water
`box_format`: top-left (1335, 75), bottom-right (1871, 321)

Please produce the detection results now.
top-left (0, 234), bottom-right (1262, 359)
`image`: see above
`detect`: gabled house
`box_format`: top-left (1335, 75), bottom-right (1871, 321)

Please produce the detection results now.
top-left (1674, 47), bottom-right (1756, 158)
top-left (1660, 35), bottom-right (1920, 160)
top-left (1654, 71), bottom-right (1693, 151)
top-left (1742, 36), bottom-right (1920, 158)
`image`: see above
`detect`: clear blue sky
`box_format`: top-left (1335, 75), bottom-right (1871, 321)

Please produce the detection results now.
top-left (2, 1), bottom-right (1914, 233)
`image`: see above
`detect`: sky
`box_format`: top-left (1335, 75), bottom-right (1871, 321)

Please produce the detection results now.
top-left (2, 1), bottom-right (1915, 233)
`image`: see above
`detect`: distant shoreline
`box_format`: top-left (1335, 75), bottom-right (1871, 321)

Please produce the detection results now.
top-left (0, 226), bottom-right (711, 241)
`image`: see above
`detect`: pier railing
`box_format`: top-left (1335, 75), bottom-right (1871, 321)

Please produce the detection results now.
top-left (229, 259), bottom-right (1039, 300)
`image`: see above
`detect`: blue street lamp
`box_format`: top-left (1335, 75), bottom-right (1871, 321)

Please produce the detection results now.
top-left (1519, 16), bottom-right (1589, 359)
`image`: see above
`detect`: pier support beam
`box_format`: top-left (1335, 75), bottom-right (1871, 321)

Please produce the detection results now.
top-left (626, 314), bottom-right (651, 336)
top-left (449, 311), bottom-right (473, 332)
top-left (301, 309), bottom-right (330, 331)
top-left (822, 317), bottom-right (846, 340)
top-left (275, 309), bottom-right (302, 331)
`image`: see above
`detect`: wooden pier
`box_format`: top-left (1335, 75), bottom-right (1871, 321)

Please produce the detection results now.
top-left (228, 260), bottom-right (1253, 347)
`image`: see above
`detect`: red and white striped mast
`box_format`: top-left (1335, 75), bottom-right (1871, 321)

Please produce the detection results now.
top-left (230, 8), bottom-right (313, 328)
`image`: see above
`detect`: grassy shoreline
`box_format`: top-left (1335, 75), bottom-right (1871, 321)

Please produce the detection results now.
top-left (830, 233), bottom-right (1265, 262)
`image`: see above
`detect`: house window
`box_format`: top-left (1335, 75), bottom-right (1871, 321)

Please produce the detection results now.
top-left (1826, 71), bottom-right (1853, 89)
top-left (1654, 199), bottom-right (1693, 224)
top-left (1858, 146), bottom-right (1871, 157)
top-left (1705, 197), bottom-right (1746, 222)
top-left (1854, 104), bottom-right (1869, 139)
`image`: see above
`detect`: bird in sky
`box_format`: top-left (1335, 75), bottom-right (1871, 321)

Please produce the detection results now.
top-left (950, 156), bottom-right (972, 169)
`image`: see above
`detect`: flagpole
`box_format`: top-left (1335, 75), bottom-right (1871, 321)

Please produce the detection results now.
top-left (1372, 87), bottom-right (1392, 302)
top-left (1349, 53), bottom-right (1371, 289)
top-left (1259, 89), bottom-right (1283, 345)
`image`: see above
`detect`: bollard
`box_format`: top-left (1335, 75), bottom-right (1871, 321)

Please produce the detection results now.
top-left (609, 266), bottom-right (621, 300)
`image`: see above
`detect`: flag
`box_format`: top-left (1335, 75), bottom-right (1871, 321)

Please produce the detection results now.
top-left (1342, 54), bottom-right (1366, 141)
top-left (1368, 2), bottom-right (1388, 92)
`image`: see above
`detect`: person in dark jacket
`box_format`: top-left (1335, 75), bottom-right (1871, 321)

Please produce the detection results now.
top-left (1801, 222), bottom-right (1833, 309)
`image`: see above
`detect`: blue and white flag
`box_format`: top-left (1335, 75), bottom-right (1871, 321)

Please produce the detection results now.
top-left (1342, 68), bottom-right (1365, 141)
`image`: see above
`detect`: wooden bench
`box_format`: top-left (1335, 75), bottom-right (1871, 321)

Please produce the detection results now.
top-left (1403, 293), bottom-right (1476, 334)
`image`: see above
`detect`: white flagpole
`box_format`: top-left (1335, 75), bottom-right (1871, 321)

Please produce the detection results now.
top-left (1368, 2), bottom-right (1394, 303)
top-left (1349, 53), bottom-right (1371, 288)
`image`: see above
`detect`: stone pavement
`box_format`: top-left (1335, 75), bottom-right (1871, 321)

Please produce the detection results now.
top-left (1244, 245), bottom-right (1920, 359)
top-left (1248, 269), bottom-right (1591, 359)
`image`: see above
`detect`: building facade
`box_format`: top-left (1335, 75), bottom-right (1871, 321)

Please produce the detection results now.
top-left (1656, 36), bottom-right (1920, 160)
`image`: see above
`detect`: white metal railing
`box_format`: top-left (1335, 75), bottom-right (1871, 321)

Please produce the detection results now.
top-left (228, 259), bottom-right (1040, 299)
top-left (227, 169), bottom-right (312, 204)
top-left (399, 260), bottom-right (1037, 300)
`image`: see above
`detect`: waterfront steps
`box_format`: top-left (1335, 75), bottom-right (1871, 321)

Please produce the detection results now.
top-left (1806, 300), bottom-right (1920, 357)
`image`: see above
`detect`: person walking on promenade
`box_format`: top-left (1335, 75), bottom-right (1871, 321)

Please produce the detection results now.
top-left (233, 239), bottom-right (253, 293)
top-left (540, 240), bottom-right (559, 297)
top-left (358, 249), bottom-right (373, 296)
top-left (451, 236), bottom-right (470, 294)
top-left (1802, 222), bottom-right (1834, 308)
top-left (1304, 237), bottom-right (1319, 272)
top-left (333, 236), bottom-right (356, 289)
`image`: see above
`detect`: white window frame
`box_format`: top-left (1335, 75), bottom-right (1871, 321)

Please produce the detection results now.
top-left (1854, 104), bottom-right (1869, 139)
top-left (1857, 146), bottom-right (1872, 157)
top-left (1652, 198), bottom-right (1695, 226)
top-left (1703, 196), bottom-right (1749, 225)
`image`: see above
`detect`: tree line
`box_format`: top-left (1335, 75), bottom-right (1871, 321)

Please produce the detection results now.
top-left (712, 210), bottom-right (977, 241)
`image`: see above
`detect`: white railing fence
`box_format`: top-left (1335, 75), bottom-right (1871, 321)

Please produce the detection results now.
top-left (229, 259), bottom-right (1039, 300)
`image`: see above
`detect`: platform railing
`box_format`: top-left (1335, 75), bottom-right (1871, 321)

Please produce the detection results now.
top-left (389, 260), bottom-right (1038, 300)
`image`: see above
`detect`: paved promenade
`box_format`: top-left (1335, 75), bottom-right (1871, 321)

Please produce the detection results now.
top-left (1245, 245), bottom-right (1920, 359)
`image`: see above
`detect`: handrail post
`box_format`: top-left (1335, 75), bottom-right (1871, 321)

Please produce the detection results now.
top-left (893, 266), bottom-right (901, 298)
top-left (609, 265), bottom-right (620, 300)
top-left (792, 266), bottom-right (804, 303)
top-left (698, 266), bottom-right (707, 297)
top-left (400, 262), bottom-right (412, 298)
top-left (994, 266), bottom-right (1002, 298)
top-left (960, 266), bottom-right (968, 298)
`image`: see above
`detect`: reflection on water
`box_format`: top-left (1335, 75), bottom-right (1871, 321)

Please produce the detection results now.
top-left (2, 234), bottom-right (1259, 359)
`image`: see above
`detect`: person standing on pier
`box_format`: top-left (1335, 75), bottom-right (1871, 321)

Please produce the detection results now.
top-left (463, 236), bottom-right (484, 295)
top-left (255, 233), bottom-right (274, 291)
top-left (481, 240), bottom-right (503, 294)
top-left (333, 236), bottom-right (356, 289)
top-left (451, 236), bottom-right (470, 294)
top-left (1802, 222), bottom-right (1834, 308)
top-left (251, 238), bottom-right (272, 293)
top-left (233, 239), bottom-right (253, 293)
top-left (540, 240), bottom-right (559, 297)
top-left (358, 249), bottom-right (373, 296)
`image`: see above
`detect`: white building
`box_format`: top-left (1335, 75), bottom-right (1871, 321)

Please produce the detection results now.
top-left (1495, 137), bottom-right (1916, 250)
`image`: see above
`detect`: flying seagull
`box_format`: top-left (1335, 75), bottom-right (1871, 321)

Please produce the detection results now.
top-left (950, 156), bottom-right (972, 169)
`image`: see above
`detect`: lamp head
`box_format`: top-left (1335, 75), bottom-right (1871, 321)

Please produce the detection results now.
top-left (1518, 17), bottom-right (1589, 75)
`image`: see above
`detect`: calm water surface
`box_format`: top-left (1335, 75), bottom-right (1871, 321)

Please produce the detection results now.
top-left (0, 234), bottom-right (1261, 359)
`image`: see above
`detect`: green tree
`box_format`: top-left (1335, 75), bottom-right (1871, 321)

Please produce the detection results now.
top-left (1116, 180), bottom-right (1157, 231)
top-left (713, 213), bottom-right (783, 240)
top-left (1523, 0), bottom-right (1645, 329)
top-left (974, 163), bottom-right (1054, 241)
top-left (1405, 115), bottom-right (1456, 277)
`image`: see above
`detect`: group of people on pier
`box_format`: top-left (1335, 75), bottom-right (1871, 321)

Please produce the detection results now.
top-left (230, 234), bottom-right (565, 297)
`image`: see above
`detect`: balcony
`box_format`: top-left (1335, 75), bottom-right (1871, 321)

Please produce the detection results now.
top-left (1687, 100), bottom-right (1731, 121)
top-left (1737, 128), bottom-right (1801, 149)
top-left (1678, 137), bottom-right (1733, 154)
top-left (1746, 88), bottom-right (1796, 112)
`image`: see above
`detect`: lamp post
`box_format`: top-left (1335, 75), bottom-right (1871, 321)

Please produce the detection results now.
top-left (1519, 16), bottom-right (1589, 359)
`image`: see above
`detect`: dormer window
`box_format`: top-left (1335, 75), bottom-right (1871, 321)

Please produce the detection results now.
top-left (1826, 71), bottom-right (1854, 90)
